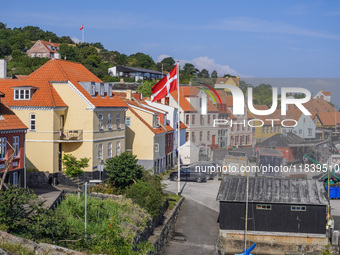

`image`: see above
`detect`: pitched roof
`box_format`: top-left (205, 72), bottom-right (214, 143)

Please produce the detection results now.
top-left (315, 111), bottom-right (340, 126)
top-left (40, 40), bottom-right (60, 53)
top-left (303, 98), bottom-right (335, 113)
top-left (322, 91), bottom-right (331, 96)
top-left (0, 101), bottom-right (27, 131)
top-left (170, 87), bottom-right (197, 112)
top-left (0, 59), bottom-right (127, 108)
top-left (217, 176), bottom-right (328, 205)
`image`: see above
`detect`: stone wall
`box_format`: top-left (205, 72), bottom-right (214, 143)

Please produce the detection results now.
top-left (148, 197), bottom-right (185, 255)
top-left (26, 172), bottom-right (50, 188)
top-left (0, 230), bottom-right (85, 255)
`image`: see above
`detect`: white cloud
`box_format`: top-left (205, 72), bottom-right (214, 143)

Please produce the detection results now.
top-left (179, 56), bottom-right (239, 77)
top-left (72, 37), bottom-right (81, 43)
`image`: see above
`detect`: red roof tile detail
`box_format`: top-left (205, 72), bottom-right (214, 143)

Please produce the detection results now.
top-left (0, 101), bottom-right (27, 131)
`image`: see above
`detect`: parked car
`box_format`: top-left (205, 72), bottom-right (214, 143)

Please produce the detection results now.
top-left (169, 167), bottom-right (207, 183)
top-left (184, 161), bottom-right (217, 180)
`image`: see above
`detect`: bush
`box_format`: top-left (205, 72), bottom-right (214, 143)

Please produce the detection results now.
top-left (88, 183), bottom-right (114, 194)
top-left (105, 152), bottom-right (144, 191)
top-left (126, 181), bottom-right (164, 218)
top-left (62, 154), bottom-right (89, 178)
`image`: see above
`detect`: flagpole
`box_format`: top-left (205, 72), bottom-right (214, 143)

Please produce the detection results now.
top-left (177, 61), bottom-right (181, 195)
top-left (82, 27), bottom-right (84, 43)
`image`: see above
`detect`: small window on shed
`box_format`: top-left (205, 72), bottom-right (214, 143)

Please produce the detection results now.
top-left (291, 206), bottom-right (306, 211)
top-left (256, 204), bottom-right (272, 210)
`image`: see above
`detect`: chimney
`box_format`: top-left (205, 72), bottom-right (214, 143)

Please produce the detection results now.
top-left (0, 59), bottom-right (7, 79)
top-left (126, 90), bottom-right (132, 100)
top-left (120, 78), bottom-right (124, 83)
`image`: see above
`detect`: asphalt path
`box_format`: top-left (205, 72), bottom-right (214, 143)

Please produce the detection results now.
top-left (163, 179), bottom-right (220, 255)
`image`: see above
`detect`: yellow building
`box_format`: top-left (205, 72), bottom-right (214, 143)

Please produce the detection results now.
top-left (0, 59), bottom-right (127, 173)
top-left (216, 76), bottom-right (239, 93)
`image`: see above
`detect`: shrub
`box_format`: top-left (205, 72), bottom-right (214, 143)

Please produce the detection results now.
top-left (126, 181), bottom-right (164, 218)
top-left (88, 183), bottom-right (114, 194)
top-left (62, 154), bottom-right (89, 178)
top-left (105, 152), bottom-right (144, 191)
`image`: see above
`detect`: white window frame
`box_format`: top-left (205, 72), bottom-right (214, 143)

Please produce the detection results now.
top-left (30, 114), bottom-right (36, 131)
top-left (98, 144), bottom-right (103, 160)
top-left (116, 141), bottom-right (121, 156)
top-left (108, 84), bottom-right (112, 97)
top-left (13, 136), bottom-right (19, 157)
top-left (100, 83), bottom-right (104, 97)
top-left (12, 172), bottom-right (18, 187)
top-left (108, 113), bottom-right (112, 130)
top-left (14, 89), bottom-right (31, 100)
top-left (108, 142), bottom-right (112, 159)
top-left (98, 113), bottom-right (103, 130)
top-left (117, 113), bottom-right (121, 129)
top-left (126, 117), bottom-right (131, 127)
top-left (91, 83), bottom-right (96, 96)
top-left (0, 138), bottom-right (6, 159)
top-left (154, 143), bottom-right (159, 153)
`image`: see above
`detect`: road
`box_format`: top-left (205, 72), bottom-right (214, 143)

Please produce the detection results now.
top-left (163, 179), bottom-right (221, 255)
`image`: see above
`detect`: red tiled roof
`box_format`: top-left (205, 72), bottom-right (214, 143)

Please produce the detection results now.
top-left (0, 101), bottom-right (27, 131)
top-left (14, 75), bottom-right (29, 80)
top-left (0, 59), bottom-right (127, 108)
top-left (322, 91), bottom-right (331, 96)
top-left (170, 87), bottom-right (197, 112)
top-left (316, 111), bottom-right (340, 126)
top-left (303, 98), bottom-right (335, 113)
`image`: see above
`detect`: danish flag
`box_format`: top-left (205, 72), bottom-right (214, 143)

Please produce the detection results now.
top-left (151, 65), bottom-right (178, 102)
top-left (80, 25), bottom-right (84, 30)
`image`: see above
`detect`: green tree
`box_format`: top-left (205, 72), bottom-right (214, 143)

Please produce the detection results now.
top-left (182, 63), bottom-right (196, 76)
top-left (62, 154), bottom-right (89, 178)
top-left (198, 68), bottom-right (210, 78)
top-left (128, 52), bottom-right (155, 69)
top-left (105, 152), bottom-right (144, 190)
top-left (211, 70), bottom-right (218, 78)
top-left (137, 80), bottom-right (157, 97)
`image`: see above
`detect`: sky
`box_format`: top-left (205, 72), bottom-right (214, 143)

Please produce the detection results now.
top-left (1, 0), bottom-right (340, 79)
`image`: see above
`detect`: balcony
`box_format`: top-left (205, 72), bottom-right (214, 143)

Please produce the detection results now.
top-left (59, 130), bottom-right (83, 141)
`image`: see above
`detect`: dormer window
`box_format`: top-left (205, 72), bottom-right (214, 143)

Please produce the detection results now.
top-left (108, 84), bottom-right (112, 97)
top-left (91, 83), bottom-right (96, 96)
top-left (100, 83), bottom-right (104, 97)
top-left (14, 88), bottom-right (31, 100)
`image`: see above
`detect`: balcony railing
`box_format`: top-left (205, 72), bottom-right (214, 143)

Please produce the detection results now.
top-left (59, 130), bottom-right (83, 141)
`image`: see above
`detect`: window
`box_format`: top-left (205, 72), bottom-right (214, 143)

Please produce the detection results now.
top-left (308, 128), bottom-right (312, 136)
top-left (43, 53), bottom-right (46, 57)
top-left (186, 132), bottom-right (189, 142)
top-left (108, 113), bottom-right (112, 129)
top-left (98, 144), bottom-right (103, 159)
top-left (186, 115), bottom-right (190, 125)
top-left (98, 113), bottom-right (103, 130)
top-left (117, 113), bottom-right (121, 129)
top-left (262, 126), bottom-right (265, 134)
top-left (100, 83), bottom-right (104, 96)
top-left (291, 206), bottom-right (306, 211)
top-left (154, 143), bottom-right (159, 153)
top-left (192, 115), bottom-right (195, 125)
top-left (108, 142), bottom-right (112, 159)
top-left (299, 129), bottom-right (302, 135)
top-left (256, 204), bottom-right (272, 210)
top-left (165, 97), bottom-right (169, 106)
top-left (200, 131), bottom-right (203, 142)
top-left (266, 126), bottom-right (269, 133)
top-left (0, 138), bottom-right (6, 159)
top-left (208, 115), bottom-right (211, 125)
top-left (207, 131), bottom-right (210, 141)
top-left (116, 141), bottom-right (121, 156)
top-left (108, 84), bottom-right (112, 97)
top-left (270, 127), bottom-right (273, 133)
top-left (31, 54), bottom-right (35, 57)
top-left (126, 117), bottom-right (131, 127)
top-left (14, 89), bottom-right (31, 100)
top-left (191, 132), bottom-right (196, 143)
top-left (91, 83), bottom-right (96, 96)
top-left (200, 115), bottom-right (204, 125)
top-left (30, 114), bottom-right (36, 131)
top-left (13, 136), bottom-right (19, 157)
top-left (12, 172), bottom-right (18, 187)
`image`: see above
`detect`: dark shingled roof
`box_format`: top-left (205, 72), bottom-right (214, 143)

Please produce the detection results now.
top-left (257, 133), bottom-right (315, 148)
top-left (257, 148), bottom-right (283, 157)
top-left (217, 176), bottom-right (328, 205)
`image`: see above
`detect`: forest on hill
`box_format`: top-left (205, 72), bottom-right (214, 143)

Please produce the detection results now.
top-left (0, 22), bottom-right (228, 83)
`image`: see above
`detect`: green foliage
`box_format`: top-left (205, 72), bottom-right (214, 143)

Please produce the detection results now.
top-left (321, 243), bottom-right (331, 255)
top-left (57, 195), bottom-right (152, 254)
top-left (137, 80), bottom-right (157, 97)
top-left (0, 242), bottom-right (36, 255)
top-left (0, 186), bottom-right (72, 243)
top-left (211, 70), bottom-right (218, 78)
top-left (167, 193), bottom-right (182, 210)
top-left (126, 181), bottom-right (164, 218)
top-left (198, 68), bottom-right (210, 78)
top-left (62, 154), bottom-right (89, 178)
top-left (105, 152), bottom-right (144, 191)
top-left (88, 183), bottom-right (115, 194)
